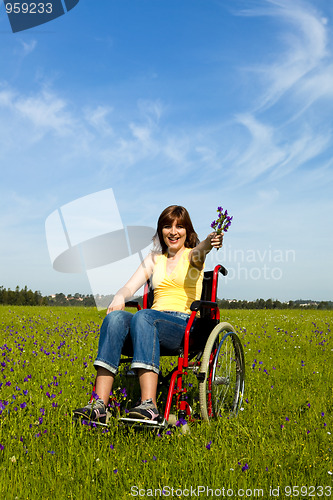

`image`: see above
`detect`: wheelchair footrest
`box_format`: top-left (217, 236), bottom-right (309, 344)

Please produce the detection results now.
top-left (118, 417), bottom-right (168, 430)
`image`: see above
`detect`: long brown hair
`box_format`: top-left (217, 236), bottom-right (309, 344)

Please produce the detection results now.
top-left (153, 205), bottom-right (199, 253)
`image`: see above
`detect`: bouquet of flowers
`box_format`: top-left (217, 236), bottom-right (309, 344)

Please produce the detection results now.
top-left (211, 206), bottom-right (233, 234)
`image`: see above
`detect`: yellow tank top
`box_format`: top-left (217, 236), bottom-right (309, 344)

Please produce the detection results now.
top-left (151, 248), bottom-right (204, 314)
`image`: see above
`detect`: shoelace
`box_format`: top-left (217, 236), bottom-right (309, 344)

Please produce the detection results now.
top-left (137, 399), bottom-right (154, 410)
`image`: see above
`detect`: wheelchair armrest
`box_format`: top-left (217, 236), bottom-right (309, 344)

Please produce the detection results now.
top-left (125, 301), bottom-right (142, 310)
top-left (190, 300), bottom-right (218, 312)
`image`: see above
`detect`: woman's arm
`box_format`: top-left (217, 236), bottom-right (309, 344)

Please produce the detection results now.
top-left (189, 232), bottom-right (223, 270)
top-left (107, 253), bottom-right (156, 314)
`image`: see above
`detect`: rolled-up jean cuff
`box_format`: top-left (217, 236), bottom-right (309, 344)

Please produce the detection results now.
top-left (131, 362), bottom-right (160, 375)
top-left (94, 359), bottom-right (118, 375)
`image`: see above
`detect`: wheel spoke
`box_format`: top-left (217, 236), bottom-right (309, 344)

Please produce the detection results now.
top-left (199, 323), bottom-right (245, 421)
top-left (213, 376), bottom-right (230, 385)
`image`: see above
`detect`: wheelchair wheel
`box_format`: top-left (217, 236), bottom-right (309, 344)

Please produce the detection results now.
top-left (199, 322), bottom-right (245, 421)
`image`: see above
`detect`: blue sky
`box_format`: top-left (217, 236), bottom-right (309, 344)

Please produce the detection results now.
top-left (0, 0), bottom-right (332, 302)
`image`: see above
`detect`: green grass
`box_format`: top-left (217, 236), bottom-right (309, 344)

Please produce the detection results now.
top-left (1, 306), bottom-right (333, 499)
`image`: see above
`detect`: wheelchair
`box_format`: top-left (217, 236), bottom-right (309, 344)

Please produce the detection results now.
top-left (94, 265), bottom-right (245, 430)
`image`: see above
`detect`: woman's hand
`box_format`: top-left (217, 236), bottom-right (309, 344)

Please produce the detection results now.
top-left (107, 295), bottom-right (125, 314)
top-left (105, 253), bottom-right (154, 315)
top-left (209, 231), bottom-right (223, 249)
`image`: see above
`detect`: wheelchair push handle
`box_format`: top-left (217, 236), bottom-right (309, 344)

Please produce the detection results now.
top-left (217, 265), bottom-right (228, 276)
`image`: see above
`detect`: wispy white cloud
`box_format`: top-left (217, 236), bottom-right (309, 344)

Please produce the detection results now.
top-left (0, 86), bottom-right (76, 139)
top-left (229, 112), bottom-right (331, 185)
top-left (1, 1), bottom-right (332, 203)
top-left (0, 86), bottom-right (15, 107)
top-left (269, 127), bottom-right (331, 181)
top-left (20, 39), bottom-right (37, 56)
top-left (239, 0), bottom-right (329, 111)
top-left (294, 65), bottom-right (333, 113)
top-left (14, 90), bottom-right (75, 135)
top-left (84, 105), bottom-right (114, 136)
top-left (222, 0), bottom-right (333, 187)
top-left (233, 113), bottom-right (285, 183)
top-left (137, 99), bottom-right (164, 123)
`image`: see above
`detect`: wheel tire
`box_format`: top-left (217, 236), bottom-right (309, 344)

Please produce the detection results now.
top-left (199, 322), bottom-right (245, 421)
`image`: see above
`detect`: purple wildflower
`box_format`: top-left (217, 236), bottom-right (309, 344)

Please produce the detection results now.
top-left (242, 463), bottom-right (249, 472)
top-left (211, 206), bottom-right (233, 234)
top-left (206, 441), bottom-right (212, 450)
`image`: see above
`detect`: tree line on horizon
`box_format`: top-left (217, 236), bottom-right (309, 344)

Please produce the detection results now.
top-left (217, 298), bottom-right (333, 310)
top-left (0, 286), bottom-right (47, 306)
top-left (0, 285), bottom-right (332, 310)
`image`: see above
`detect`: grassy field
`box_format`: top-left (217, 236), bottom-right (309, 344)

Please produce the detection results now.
top-left (0, 306), bottom-right (332, 499)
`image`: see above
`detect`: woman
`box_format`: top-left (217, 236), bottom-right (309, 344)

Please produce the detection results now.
top-left (73, 205), bottom-right (223, 423)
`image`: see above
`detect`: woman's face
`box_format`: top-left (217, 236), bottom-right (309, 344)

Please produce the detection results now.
top-left (162, 220), bottom-right (186, 254)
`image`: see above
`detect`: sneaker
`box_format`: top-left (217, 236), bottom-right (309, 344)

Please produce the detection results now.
top-left (73, 399), bottom-right (107, 424)
top-left (128, 398), bottom-right (159, 421)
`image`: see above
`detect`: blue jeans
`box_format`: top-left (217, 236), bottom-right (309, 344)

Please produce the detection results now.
top-left (94, 309), bottom-right (191, 375)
